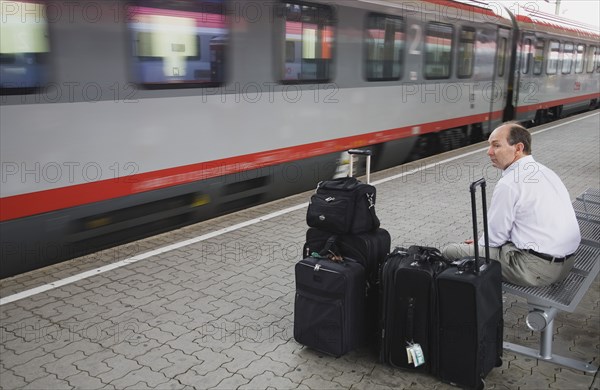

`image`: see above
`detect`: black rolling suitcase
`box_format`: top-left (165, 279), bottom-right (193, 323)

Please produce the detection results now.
top-left (379, 245), bottom-right (449, 373)
top-left (306, 149), bottom-right (380, 234)
top-left (294, 254), bottom-right (366, 357)
top-left (303, 227), bottom-right (391, 343)
top-left (436, 179), bottom-right (503, 390)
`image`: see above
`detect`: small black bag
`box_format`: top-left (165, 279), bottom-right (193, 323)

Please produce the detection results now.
top-left (306, 177), bottom-right (380, 234)
top-left (306, 149), bottom-right (380, 235)
top-left (303, 227), bottom-right (390, 283)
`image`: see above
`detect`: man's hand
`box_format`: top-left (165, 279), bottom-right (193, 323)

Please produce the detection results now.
top-left (464, 239), bottom-right (474, 244)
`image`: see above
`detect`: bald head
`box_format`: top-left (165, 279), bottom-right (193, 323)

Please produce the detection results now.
top-left (487, 122), bottom-right (531, 170)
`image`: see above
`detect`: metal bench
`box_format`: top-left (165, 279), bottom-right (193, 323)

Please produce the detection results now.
top-left (503, 188), bottom-right (600, 373)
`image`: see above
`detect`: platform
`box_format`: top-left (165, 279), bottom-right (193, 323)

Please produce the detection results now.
top-left (1, 112), bottom-right (599, 389)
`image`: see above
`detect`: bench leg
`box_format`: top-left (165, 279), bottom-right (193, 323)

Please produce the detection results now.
top-left (528, 307), bottom-right (557, 359)
top-left (503, 306), bottom-right (599, 373)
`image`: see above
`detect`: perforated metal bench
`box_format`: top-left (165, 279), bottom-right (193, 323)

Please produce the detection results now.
top-left (503, 188), bottom-right (600, 373)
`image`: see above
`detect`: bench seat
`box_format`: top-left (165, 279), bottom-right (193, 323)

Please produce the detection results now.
top-left (503, 188), bottom-right (600, 373)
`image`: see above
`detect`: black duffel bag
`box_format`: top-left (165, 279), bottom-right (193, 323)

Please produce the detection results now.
top-left (306, 176), bottom-right (380, 234)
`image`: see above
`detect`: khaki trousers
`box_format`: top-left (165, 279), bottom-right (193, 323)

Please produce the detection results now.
top-left (441, 242), bottom-right (574, 287)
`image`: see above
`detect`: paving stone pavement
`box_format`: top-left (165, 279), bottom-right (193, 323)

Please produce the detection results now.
top-left (1, 113), bottom-right (599, 389)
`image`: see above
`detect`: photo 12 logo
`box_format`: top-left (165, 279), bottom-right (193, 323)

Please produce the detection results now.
top-left (200, 82), bottom-right (339, 104)
top-left (1, 82), bottom-right (139, 104)
top-left (1, 161), bottom-right (140, 184)
top-left (2, 320), bottom-right (139, 345)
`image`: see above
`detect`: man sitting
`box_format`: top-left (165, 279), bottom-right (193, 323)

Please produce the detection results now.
top-left (443, 121), bottom-right (580, 287)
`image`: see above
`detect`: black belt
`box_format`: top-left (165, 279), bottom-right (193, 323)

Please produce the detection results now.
top-left (526, 249), bottom-right (574, 263)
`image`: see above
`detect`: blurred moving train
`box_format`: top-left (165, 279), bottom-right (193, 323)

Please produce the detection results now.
top-left (1, 0), bottom-right (599, 277)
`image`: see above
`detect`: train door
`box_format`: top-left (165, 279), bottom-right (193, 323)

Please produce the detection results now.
top-left (491, 27), bottom-right (511, 130)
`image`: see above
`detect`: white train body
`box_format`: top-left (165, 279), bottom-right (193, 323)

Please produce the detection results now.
top-left (1, 0), bottom-right (598, 277)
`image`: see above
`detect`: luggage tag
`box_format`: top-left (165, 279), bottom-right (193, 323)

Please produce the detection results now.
top-left (406, 342), bottom-right (425, 367)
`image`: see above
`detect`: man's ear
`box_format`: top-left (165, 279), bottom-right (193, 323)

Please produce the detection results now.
top-left (515, 142), bottom-right (525, 154)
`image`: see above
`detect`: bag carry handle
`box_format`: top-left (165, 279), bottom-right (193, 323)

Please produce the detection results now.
top-left (348, 149), bottom-right (372, 184)
top-left (310, 236), bottom-right (359, 264)
top-left (470, 178), bottom-right (490, 274)
top-left (318, 235), bottom-right (339, 257)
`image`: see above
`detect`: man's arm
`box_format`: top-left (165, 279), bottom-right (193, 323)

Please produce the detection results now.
top-left (479, 181), bottom-right (516, 247)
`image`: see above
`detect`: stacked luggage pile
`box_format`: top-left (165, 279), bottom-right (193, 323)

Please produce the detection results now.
top-left (294, 150), bottom-right (504, 390)
top-left (295, 149), bottom-right (391, 357)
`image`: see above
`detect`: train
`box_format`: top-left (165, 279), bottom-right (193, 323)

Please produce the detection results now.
top-left (1, 0), bottom-right (599, 278)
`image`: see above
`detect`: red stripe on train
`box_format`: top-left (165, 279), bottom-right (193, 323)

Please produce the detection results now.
top-left (0, 111), bottom-right (502, 222)
top-left (515, 93), bottom-right (600, 114)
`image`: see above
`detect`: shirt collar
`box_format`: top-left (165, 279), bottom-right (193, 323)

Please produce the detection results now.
top-left (502, 155), bottom-right (535, 177)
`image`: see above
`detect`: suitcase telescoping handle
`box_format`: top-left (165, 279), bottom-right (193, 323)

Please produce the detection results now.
top-left (348, 149), bottom-right (372, 184)
top-left (470, 178), bottom-right (490, 274)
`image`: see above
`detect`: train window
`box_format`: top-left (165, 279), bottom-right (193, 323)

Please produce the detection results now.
top-left (425, 23), bottom-right (453, 79)
top-left (520, 39), bottom-right (532, 74)
top-left (364, 14), bottom-right (404, 81)
top-left (127, 1), bottom-right (228, 88)
top-left (546, 40), bottom-right (559, 74)
top-left (457, 27), bottom-right (475, 78)
top-left (281, 2), bottom-right (335, 83)
top-left (574, 44), bottom-right (585, 73)
top-left (497, 37), bottom-right (507, 77)
top-left (561, 42), bottom-right (574, 74)
top-left (585, 46), bottom-right (596, 73)
top-left (586, 46), bottom-right (598, 73)
top-left (533, 39), bottom-right (544, 75)
top-left (0, 1), bottom-right (50, 93)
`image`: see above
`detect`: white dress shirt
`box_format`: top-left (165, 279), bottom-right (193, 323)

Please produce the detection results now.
top-left (479, 155), bottom-right (581, 257)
